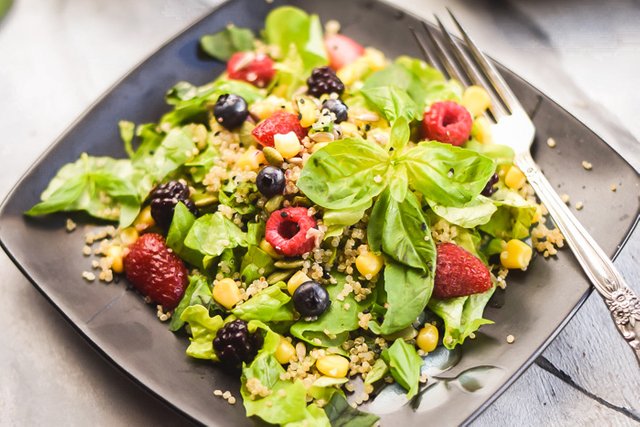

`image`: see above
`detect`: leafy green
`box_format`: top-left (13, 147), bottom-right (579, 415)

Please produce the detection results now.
top-left (428, 285), bottom-right (496, 349)
top-left (364, 358), bottom-right (389, 386)
top-left (399, 141), bottom-right (495, 207)
top-left (297, 138), bottom-right (389, 210)
top-left (25, 153), bottom-right (141, 226)
top-left (324, 393), bottom-right (380, 427)
top-left (132, 127), bottom-right (196, 182)
top-left (169, 274), bottom-right (212, 331)
top-left (246, 221), bottom-right (265, 246)
top-left (199, 25), bottom-right (254, 61)
top-left (369, 260), bottom-right (434, 335)
top-left (185, 145), bottom-right (218, 183)
top-left (184, 212), bottom-right (247, 258)
top-left (428, 195), bottom-right (497, 229)
top-left (465, 139), bottom-right (514, 165)
top-left (264, 6), bottom-right (327, 72)
top-left (290, 275), bottom-right (373, 347)
top-left (367, 189), bottom-right (436, 271)
top-left (382, 338), bottom-right (423, 398)
top-left (180, 305), bottom-right (224, 360)
top-left (322, 201), bottom-right (371, 237)
top-left (360, 85), bottom-right (419, 123)
top-left (166, 202), bottom-right (204, 268)
top-left (232, 285), bottom-right (295, 323)
top-left (479, 188), bottom-right (536, 239)
top-left (118, 120), bottom-right (135, 157)
top-left (240, 245), bottom-right (275, 284)
top-left (289, 404), bottom-right (331, 427)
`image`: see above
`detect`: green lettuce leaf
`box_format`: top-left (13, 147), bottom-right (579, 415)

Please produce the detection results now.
top-left (322, 201), bottom-right (372, 238)
top-left (297, 138), bottom-right (389, 210)
top-left (184, 212), bottom-right (247, 258)
top-left (324, 393), bottom-right (380, 427)
top-left (232, 285), bottom-right (295, 323)
top-left (465, 139), bottom-right (514, 165)
top-left (166, 202), bottom-right (204, 268)
top-left (382, 338), bottom-right (423, 398)
top-left (364, 358), bottom-right (389, 386)
top-left (479, 188), bottom-right (536, 240)
top-left (199, 25), bottom-right (254, 61)
top-left (133, 127), bottom-right (196, 181)
top-left (399, 141), bottom-right (495, 207)
top-left (185, 145), bottom-right (218, 183)
top-left (359, 85), bottom-right (419, 123)
top-left (180, 305), bottom-right (224, 360)
top-left (239, 245), bottom-right (275, 284)
top-left (118, 120), bottom-right (135, 157)
top-left (428, 195), bottom-right (497, 229)
top-left (169, 274), bottom-right (212, 332)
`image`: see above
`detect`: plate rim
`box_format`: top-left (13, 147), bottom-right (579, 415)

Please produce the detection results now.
top-left (1, 0), bottom-right (639, 424)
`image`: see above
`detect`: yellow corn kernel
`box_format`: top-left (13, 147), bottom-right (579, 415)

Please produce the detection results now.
top-left (249, 95), bottom-right (291, 121)
top-left (315, 355), bottom-right (349, 378)
top-left (505, 165), bottom-right (527, 190)
top-left (107, 245), bottom-right (124, 274)
top-left (274, 131), bottom-right (302, 159)
top-left (275, 337), bottom-right (296, 365)
top-left (236, 147), bottom-right (265, 171)
top-left (500, 239), bottom-right (533, 270)
top-left (363, 47), bottom-right (387, 71)
top-left (119, 227), bottom-right (139, 246)
top-left (297, 97), bottom-right (318, 128)
top-left (259, 239), bottom-right (283, 260)
top-left (287, 271), bottom-right (311, 295)
top-left (355, 252), bottom-right (384, 277)
top-left (532, 205), bottom-right (543, 224)
top-left (416, 324), bottom-right (439, 353)
top-left (212, 278), bottom-right (243, 309)
top-left (133, 206), bottom-right (155, 231)
top-left (462, 85), bottom-right (492, 117)
top-left (472, 116), bottom-right (493, 144)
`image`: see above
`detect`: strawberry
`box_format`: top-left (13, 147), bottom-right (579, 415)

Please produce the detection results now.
top-left (422, 101), bottom-right (473, 146)
top-left (265, 207), bottom-right (317, 257)
top-left (252, 111), bottom-right (308, 147)
top-left (324, 34), bottom-right (365, 70)
top-left (227, 52), bottom-right (276, 88)
top-left (433, 242), bottom-right (492, 299)
top-left (123, 233), bottom-right (188, 310)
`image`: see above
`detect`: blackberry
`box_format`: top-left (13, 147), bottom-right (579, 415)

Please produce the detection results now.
top-left (481, 173), bottom-right (500, 197)
top-left (148, 180), bottom-right (197, 230)
top-left (307, 66), bottom-right (345, 97)
top-left (213, 319), bottom-right (263, 368)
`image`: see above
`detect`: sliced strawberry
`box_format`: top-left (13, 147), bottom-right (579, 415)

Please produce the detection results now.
top-left (324, 34), bottom-right (365, 70)
top-left (433, 242), bottom-right (492, 299)
top-left (252, 112), bottom-right (307, 147)
top-left (265, 207), bottom-right (317, 257)
top-left (227, 52), bottom-right (276, 88)
top-left (123, 233), bottom-right (188, 310)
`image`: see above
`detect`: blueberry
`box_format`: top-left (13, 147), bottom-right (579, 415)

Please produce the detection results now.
top-left (481, 173), bottom-right (500, 196)
top-left (213, 94), bottom-right (248, 129)
top-left (256, 166), bottom-right (285, 198)
top-left (322, 98), bottom-right (348, 123)
top-left (292, 281), bottom-right (330, 318)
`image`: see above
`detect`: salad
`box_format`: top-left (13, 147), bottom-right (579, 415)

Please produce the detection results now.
top-left (26, 6), bottom-right (563, 426)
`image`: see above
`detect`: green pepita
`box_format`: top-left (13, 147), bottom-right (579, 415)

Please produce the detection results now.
top-left (265, 195), bottom-right (284, 213)
top-left (274, 259), bottom-right (305, 269)
top-left (263, 146), bottom-right (284, 166)
top-left (266, 269), bottom-right (295, 284)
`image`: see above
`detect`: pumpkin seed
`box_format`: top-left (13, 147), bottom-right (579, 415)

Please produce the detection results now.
top-left (263, 146), bottom-right (284, 166)
top-left (274, 259), bottom-right (305, 269)
top-left (267, 269), bottom-right (295, 284)
top-left (265, 195), bottom-right (284, 213)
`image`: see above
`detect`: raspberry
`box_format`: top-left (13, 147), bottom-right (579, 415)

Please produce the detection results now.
top-left (324, 34), bottom-right (365, 70)
top-left (422, 101), bottom-right (473, 146)
top-left (213, 319), bottom-right (263, 368)
top-left (227, 52), bottom-right (275, 88)
top-left (265, 207), bottom-right (317, 257)
top-left (306, 66), bottom-right (345, 97)
top-left (433, 243), bottom-right (492, 299)
top-left (252, 112), bottom-right (307, 147)
top-left (148, 180), bottom-right (197, 230)
top-left (123, 233), bottom-right (189, 310)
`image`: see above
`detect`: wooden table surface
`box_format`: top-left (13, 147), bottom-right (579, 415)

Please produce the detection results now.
top-left (0, 0), bottom-right (638, 425)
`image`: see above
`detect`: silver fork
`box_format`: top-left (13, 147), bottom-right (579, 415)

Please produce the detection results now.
top-left (411, 10), bottom-right (640, 364)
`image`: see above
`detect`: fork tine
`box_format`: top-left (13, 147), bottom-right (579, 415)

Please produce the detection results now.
top-left (409, 27), bottom-right (440, 71)
top-left (445, 8), bottom-right (524, 113)
top-left (433, 15), bottom-right (508, 120)
top-left (420, 20), bottom-right (464, 83)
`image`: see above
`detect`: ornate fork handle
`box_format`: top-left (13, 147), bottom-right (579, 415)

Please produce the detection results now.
top-left (517, 152), bottom-right (640, 363)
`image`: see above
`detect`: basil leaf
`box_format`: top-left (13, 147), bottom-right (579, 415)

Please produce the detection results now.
top-left (364, 358), bottom-right (389, 386)
top-left (297, 138), bottom-right (390, 210)
top-left (324, 393), bottom-right (380, 427)
top-left (289, 404), bottom-right (331, 427)
top-left (367, 189), bottom-right (436, 271)
top-left (428, 285), bottom-right (495, 350)
top-left (169, 274), bottom-right (212, 332)
top-left (180, 305), bottom-right (224, 361)
top-left (199, 25), bottom-right (254, 61)
top-left (360, 85), bottom-right (418, 122)
top-left (233, 285), bottom-right (295, 323)
top-left (382, 339), bottom-right (423, 399)
top-left (428, 195), bottom-right (497, 229)
top-left (389, 116), bottom-right (410, 152)
top-left (479, 188), bottom-right (536, 239)
top-left (184, 212), bottom-right (247, 257)
top-left (465, 139), bottom-right (515, 165)
top-left (369, 261), bottom-right (434, 335)
top-left (166, 202), bottom-right (204, 268)
top-left (399, 141), bottom-right (495, 207)
top-left (133, 127), bottom-right (196, 181)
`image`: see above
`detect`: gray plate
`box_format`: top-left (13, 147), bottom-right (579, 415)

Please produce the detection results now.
top-left (0, 0), bottom-right (638, 425)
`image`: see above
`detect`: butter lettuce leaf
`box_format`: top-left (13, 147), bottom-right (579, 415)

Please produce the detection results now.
top-left (382, 338), bottom-right (423, 398)
top-left (232, 285), bottom-right (295, 323)
top-left (184, 212), bottom-right (247, 258)
top-left (180, 305), bottom-right (224, 361)
top-left (169, 274), bottom-right (212, 332)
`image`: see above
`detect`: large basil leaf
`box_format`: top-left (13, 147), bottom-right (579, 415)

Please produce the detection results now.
top-left (367, 189), bottom-right (436, 271)
top-left (199, 25), bottom-right (254, 61)
top-left (369, 261), bottom-right (434, 335)
top-left (297, 138), bottom-right (390, 210)
top-left (184, 212), bottom-right (247, 257)
top-left (399, 141), bottom-right (495, 207)
top-left (382, 338), bottom-right (423, 398)
top-left (359, 85), bottom-right (419, 123)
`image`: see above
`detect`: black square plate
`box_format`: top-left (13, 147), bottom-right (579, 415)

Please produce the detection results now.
top-left (1, 0), bottom-right (638, 425)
